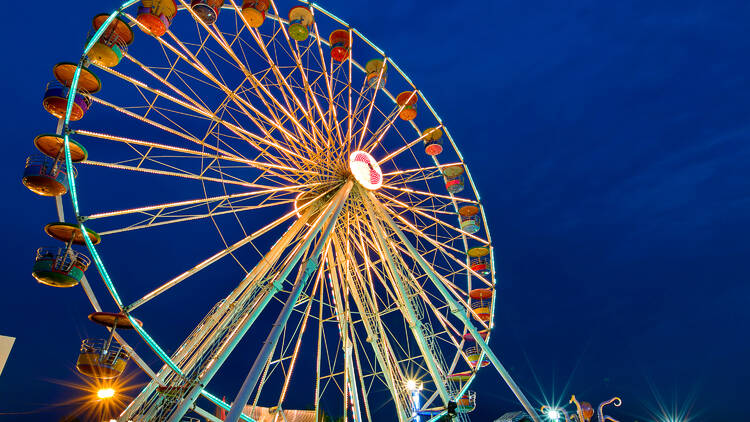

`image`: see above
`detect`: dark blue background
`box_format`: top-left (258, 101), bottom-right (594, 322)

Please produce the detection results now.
top-left (2, 0), bottom-right (749, 420)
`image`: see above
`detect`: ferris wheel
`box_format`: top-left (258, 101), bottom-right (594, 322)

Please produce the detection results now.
top-left (24, 1), bottom-right (541, 421)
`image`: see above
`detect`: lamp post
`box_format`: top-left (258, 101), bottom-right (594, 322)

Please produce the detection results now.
top-left (96, 387), bottom-right (116, 421)
top-left (541, 405), bottom-right (569, 422)
top-left (406, 379), bottom-right (423, 421)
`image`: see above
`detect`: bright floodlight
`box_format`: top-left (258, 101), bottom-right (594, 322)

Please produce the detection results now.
top-left (406, 379), bottom-right (418, 391)
top-left (97, 387), bottom-right (116, 399)
top-left (546, 409), bottom-right (561, 420)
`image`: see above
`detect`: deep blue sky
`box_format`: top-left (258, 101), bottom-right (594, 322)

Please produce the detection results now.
top-left (2, 0), bottom-right (750, 421)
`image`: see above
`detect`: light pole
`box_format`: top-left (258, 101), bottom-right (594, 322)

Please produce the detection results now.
top-left (406, 379), bottom-right (423, 422)
top-left (541, 405), bottom-right (569, 422)
top-left (96, 387), bottom-right (116, 421)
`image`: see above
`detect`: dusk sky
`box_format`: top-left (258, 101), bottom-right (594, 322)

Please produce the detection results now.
top-left (2, 1), bottom-right (750, 421)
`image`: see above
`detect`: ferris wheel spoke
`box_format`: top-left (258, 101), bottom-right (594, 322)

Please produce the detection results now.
top-left (331, 233), bottom-right (413, 421)
top-left (86, 93), bottom-right (299, 178)
top-left (234, 24), bottom-right (329, 153)
top-left (82, 159), bottom-right (285, 190)
top-left (364, 192), bottom-right (542, 422)
top-left (250, 6), bottom-right (331, 150)
top-left (124, 51), bottom-right (212, 115)
top-left (386, 239), bottom-right (481, 342)
top-left (92, 61), bottom-right (220, 122)
top-left (85, 182), bottom-right (306, 222)
top-left (307, 10), bottom-right (348, 146)
top-left (122, 50), bottom-right (310, 171)
top-left (380, 183), bottom-right (479, 205)
top-left (362, 203), bottom-right (454, 404)
top-left (273, 260), bottom-right (324, 410)
top-left (173, 2), bottom-right (323, 149)
top-left (349, 218), bottom-right (402, 307)
top-left (382, 162), bottom-right (461, 178)
top-left (87, 95), bottom-right (229, 154)
top-left (363, 90), bottom-right (418, 155)
top-left (97, 199), bottom-right (294, 236)
top-left (130, 15), bottom-right (277, 129)
top-left (73, 130), bottom-right (312, 183)
top-left (230, 42), bottom-right (331, 156)
top-left (224, 182), bottom-right (352, 422)
top-left (377, 128), bottom-right (445, 168)
top-left (347, 54), bottom-right (380, 117)
top-left (377, 193), bottom-right (489, 245)
top-left (386, 209), bottom-right (493, 289)
top-left (126, 15), bottom-right (318, 167)
top-left (354, 60), bottom-right (388, 150)
top-left (376, 193), bottom-right (457, 217)
top-left (340, 29), bottom-right (355, 150)
top-left (367, 193), bottom-right (491, 307)
top-left (259, 4), bottom-right (337, 146)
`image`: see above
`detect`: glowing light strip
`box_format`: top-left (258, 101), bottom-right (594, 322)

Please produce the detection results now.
top-left (124, 14), bottom-right (313, 168)
top-left (74, 129), bottom-right (308, 175)
top-left (378, 194), bottom-right (489, 245)
top-left (376, 124), bottom-right (439, 165)
top-left (82, 160), bottom-right (282, 189)
top-left (381, 162), bottom-right (461, 177)
top-left (126, 207), bottom-right (302, 311)
top-left (381, 184), bottom-right (479, 205)
top-left (86, 183), bottom-right (311, 220)
top-left (167, 4), bottom-right (319, 158)
top-left (231, 1), bottom-right (327, 153)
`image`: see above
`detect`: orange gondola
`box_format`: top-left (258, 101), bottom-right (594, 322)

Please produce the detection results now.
top-left (396, 91), bottom-right (418, 121)
top-left (23, 134), bottom-right (87, 196)
top-left (52, 62), bottom-right (101, 94)
top-left (469, 287), bottom-right (493, 323)
top-left (87, 14), bottom-right (134, 68)
top-left (241, 0), bottom-right (270, 28)
top-left (137, 0), bottom-right (178, 36)
top-left (423, 127), bottom-right (443, 156)
top-left (43, 63), bottom-right (99, 121)
top-left (44, 222), bottom-right (101, 245)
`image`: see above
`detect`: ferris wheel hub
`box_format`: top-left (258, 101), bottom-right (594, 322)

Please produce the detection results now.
top-left (348, 150), bottom-right (382, 190)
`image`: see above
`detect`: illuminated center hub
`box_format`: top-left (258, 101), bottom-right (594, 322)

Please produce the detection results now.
top-left (349, 150), bottom-right (382, 190)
